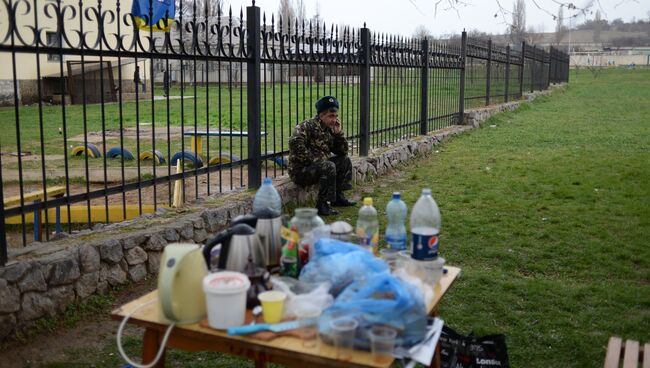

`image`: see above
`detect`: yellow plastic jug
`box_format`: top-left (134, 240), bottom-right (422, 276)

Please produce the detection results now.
top-left (158, 243), bottom-right (207, 324)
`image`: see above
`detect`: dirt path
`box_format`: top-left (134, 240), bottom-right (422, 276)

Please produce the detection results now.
top-left (0, 278), bottom-right (157, 368)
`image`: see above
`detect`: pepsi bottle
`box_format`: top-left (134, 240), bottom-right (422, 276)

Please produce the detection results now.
top-left (409, 188), bottom-right (441, 260)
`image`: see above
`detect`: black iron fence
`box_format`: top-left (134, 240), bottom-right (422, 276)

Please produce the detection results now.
top-left (0, 0), bottom-right (569, 265)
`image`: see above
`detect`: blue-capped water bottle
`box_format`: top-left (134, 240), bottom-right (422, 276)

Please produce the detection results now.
top-left (410, 188), bottom-right (441, 260)
top-left (385, 192), bottom-right (407, 251)
top-left (252, 177), bottom-right (282, 215)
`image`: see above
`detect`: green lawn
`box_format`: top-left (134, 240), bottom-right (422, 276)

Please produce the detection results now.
top-left (35, 68), bottom-right (650, 367)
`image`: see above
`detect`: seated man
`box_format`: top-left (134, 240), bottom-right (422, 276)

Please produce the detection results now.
top-left (288, 96), bottom-right (357, 216)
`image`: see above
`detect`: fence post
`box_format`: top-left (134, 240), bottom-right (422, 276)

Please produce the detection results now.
top-left (485, 39), bottom-right (492, 106)
top-left (546, 46), bottom-right (553, 89)
top-left (0, 149), bottom-right (5, 266)
top-left (420, 38), bottom-right (429, 135)
top-left (530, 45), bottom-right (535, 92)
top-left (246, 4), bottom-right (262, 188)
top-left (458, 30), bottom-right (467, 123)
top-left (504, 45), bottom-right (510, 103)
top-left (519, 41), bottom-right (525, 98)
top-left (359, 26), bottom-right (371, 156)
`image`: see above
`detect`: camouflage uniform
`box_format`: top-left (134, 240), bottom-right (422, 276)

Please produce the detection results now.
top-left (288, 116), bottom-right (352, 204)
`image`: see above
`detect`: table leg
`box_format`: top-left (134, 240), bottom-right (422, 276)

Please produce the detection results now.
top-left (429, 307), bottom-right (441, 368)
top-left (142, 328), bottom-right (166, 368)
top-left (254, 360), bottom-right (267, 368)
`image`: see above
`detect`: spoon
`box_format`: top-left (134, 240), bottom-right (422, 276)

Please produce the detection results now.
top-left (251, 305), bottom-right (263, 325)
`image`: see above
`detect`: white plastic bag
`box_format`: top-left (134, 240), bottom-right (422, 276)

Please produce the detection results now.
top-left (270, 277), bottom-right (333, 318)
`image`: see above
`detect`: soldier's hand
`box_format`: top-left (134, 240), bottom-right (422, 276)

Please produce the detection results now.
top-left (332, 119), bottom-right (342, 135)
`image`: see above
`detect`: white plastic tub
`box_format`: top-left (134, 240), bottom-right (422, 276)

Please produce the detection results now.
top-left (203, 271), bottom-right (250, 329)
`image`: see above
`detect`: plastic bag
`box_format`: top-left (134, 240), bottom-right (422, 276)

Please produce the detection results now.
top-left (270, 277), bottom-right (333, 318)
top-left (299, 238), bottom-right (388, 295)
top-left (439, 326), bottom-right (510, 368)
top-left (318, 273), bottom-right (428, 350)
top-left (393, 267), bottom-right (434, 306)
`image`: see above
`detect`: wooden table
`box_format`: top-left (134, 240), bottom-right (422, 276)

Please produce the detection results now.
top-left (111, 266), bottom-right (461, 368)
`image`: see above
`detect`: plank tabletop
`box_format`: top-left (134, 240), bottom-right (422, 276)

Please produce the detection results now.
top-left (111, 265), bottom-right (461, 368)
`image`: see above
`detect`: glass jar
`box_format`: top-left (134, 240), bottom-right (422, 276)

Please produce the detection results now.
top-left (289, 208), bottom-right (325, 267)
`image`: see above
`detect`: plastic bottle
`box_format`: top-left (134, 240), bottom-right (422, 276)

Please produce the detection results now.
top-left (253, 177), bottom-right (282, 215)
top-left (385, 192), bottom-right (408, 251)
top-left (280, 224), bottom-right (299, 278)
top-left (409, 188), bottom-right (441, 260)
top-left (356, 197), bottom-right (379, 255)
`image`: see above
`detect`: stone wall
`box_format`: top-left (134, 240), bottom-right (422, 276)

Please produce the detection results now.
top-left (0, 84), bottom-right (564, 340)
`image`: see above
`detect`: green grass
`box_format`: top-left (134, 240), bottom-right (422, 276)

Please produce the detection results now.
top-left (334, 69), bottom-right (650, 367)
top-left (36, 68), bottom-right (650, 367)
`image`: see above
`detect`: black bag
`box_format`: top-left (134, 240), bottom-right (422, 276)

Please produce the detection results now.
top-left (439, 325), bottom-right (509, 368)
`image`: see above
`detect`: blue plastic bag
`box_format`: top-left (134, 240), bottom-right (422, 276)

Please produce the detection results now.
top-left (318, 273), bottom-right (428, 350)
top-left (299, 238), bottom-right (388, 295)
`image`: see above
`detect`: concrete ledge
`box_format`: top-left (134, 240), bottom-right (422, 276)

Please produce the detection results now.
top-left (0, 83), bottom-right (565, 340)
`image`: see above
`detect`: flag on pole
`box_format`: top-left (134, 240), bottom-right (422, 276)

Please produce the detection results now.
top-left (131, 0), bottom-right (175, 32)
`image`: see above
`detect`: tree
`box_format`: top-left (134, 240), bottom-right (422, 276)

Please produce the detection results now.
top-left (312, 1), bottom-right (322, 26)
top-left (593, 10), bottom-right (602, 44)
top-left (508, 0), bottom-right (526, 44)
top-left (175, 0), bottom-right (223, 21)
top-left (555, 6), bottom-right (567, 45)
top-left (526, 24), bottom-right (544, 45)
top-left (413, 25), bottom-right (434, 41)
top-left (296, 0), bottom-right (307, 24)
top-left (277, 0), bottom-right (295, 32)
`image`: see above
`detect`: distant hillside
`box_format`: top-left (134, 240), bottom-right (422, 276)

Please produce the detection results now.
top-left (488, 29), bottom-right (649, 49)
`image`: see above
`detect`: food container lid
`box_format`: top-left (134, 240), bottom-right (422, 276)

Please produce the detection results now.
top-left (203, 271), bottom-right (250, 295)
top-left (330, 221), bottom-right (353, 235)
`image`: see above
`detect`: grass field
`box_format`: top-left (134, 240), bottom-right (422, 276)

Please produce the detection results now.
top-left (19, 68), bottom-right (650, 367)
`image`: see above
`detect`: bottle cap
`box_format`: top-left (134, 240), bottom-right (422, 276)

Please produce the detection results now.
top-left (263, 177), bottom-right (272, 185)
top-left (392, 192), bottom-right (401, 200)
top-left (422, 188), bottom-right (431, 196)
top-left (363, 197), bottom-right (373, 206)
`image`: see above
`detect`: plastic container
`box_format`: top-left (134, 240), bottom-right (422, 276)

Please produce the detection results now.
top-left (369, 325), bottom-right (397, 364)
top-left (253, 177), bottom-right (282, 216)
top-left (397, 250), bottom-right (445, 285)
top-left (203, 271), bottom-right (251, 330)
top-left (356, 198), bottom-right (379, 255)
top-left (258, 290), bottom-right (287, 323)
top-left (410, 188), bottom-right (441, 260)
top-left (385, 192), bottom-right (408, 251)
top-left (330, 317), bottom-right (358, 361)
top-left (290, 208), bottom-right (325, 267)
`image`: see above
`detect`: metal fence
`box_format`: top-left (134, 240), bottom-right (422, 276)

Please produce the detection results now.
top-left (0, 0), bottom-right (569, 265)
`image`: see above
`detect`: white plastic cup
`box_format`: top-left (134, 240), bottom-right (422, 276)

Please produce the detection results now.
top-left (369, 325), bottom-right (397, 364)
top-left (202, 271), bottom-right (250, 330)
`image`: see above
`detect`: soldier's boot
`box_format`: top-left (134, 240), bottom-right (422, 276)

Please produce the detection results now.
top-left (316, 201), bottom-right (339, 216)
top-left (332, 192), bottom-right (357, 207)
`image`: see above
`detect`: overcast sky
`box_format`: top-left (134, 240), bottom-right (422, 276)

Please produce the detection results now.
top-left (225, 0), bottom-right (646, 37)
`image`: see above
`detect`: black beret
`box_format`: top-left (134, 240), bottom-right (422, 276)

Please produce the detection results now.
top-left (316, 96), bottom-right (339, 114)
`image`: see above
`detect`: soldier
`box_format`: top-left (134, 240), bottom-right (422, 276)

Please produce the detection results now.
top-left (288, 96), bottom-right (357, 216)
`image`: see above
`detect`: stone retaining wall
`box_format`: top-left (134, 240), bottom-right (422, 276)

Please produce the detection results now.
top-left (0, 84), bottom-right (564, 340)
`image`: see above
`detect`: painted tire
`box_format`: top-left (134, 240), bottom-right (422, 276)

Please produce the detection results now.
top-left (208, 152), bottom-right (240, 166)
top-left (170, 150), bottom-right (203, 168)
top-left (106, 147), bottom-right (135, 160)
top-left (70, 144), bottom-right (101, 158)
top-left (139, 150), bottom-right (166, 164)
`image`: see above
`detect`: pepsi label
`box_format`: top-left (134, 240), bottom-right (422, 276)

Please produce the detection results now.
top-left (411, 227), bottom-right (439, 260)
top-left (385, 234), bottom-right (407, 250)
